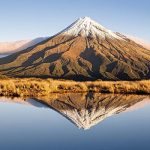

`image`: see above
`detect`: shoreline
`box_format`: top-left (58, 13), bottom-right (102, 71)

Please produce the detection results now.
top-left (0, 77), bottom-right (150, 97)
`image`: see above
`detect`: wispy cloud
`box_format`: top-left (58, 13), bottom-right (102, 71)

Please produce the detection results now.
top-left (127, 35), bottom-right (150, 50)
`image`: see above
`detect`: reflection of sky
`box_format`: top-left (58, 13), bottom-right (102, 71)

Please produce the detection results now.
top-left (0, 99), bottom-right (150, 150)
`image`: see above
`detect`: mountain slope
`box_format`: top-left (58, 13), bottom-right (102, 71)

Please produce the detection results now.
top-left (0, 17), bottom-right (150, 81)
top-left (0, 37), bottom-right (47, 55)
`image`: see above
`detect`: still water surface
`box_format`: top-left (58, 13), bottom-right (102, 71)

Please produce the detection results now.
top-left (0, 94), bottom-right (150, 150)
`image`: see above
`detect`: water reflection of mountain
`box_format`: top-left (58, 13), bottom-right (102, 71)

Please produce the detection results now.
top-left (0, 96), bottom-right (48, 108)
top-left (36, 93), bottom-right (150, 130)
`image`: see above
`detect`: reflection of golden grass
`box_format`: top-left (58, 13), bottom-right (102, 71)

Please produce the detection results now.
top-left (0, 77), bottom-right (150, 97)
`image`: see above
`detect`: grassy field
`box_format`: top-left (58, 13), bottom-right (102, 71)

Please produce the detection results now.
top-left (0, 77), bottom-right (150, 97)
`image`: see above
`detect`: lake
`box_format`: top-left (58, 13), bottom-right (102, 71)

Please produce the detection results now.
top-left (0, 93), bottom-right (150, 150)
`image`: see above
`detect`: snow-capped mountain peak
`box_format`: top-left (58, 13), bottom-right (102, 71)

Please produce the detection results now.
top-left (61, 16), bottom-right (122, 39)
top-left (0, 17), bottom-right (150, 80)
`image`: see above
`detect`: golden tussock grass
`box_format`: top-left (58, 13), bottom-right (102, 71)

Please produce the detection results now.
top-left (0, 77), bottom-right (150, 97)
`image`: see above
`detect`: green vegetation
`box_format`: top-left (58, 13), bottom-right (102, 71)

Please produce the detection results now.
top-left (0, 77), bottom-right (150, 97)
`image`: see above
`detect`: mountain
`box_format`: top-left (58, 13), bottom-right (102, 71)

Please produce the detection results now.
top-left (0, 17), bottom-right (150, 80)
top-left (0, 37), bottom-right (47, 55)
top-left (0, 40), bottom-right (30, 55)
top-left (36, 93), bottom-right (148, 129)
top-left (127, 35), bottom-right (150, 50)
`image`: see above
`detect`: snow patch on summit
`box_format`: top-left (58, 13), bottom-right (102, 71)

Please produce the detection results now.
top-left (61, 17), bottom-right (123, 40)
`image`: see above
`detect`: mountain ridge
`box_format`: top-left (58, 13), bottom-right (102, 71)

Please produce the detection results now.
top-left (0, 37), bottom-right (48, 55)
top-left (0, 17), bottom-right (150, 81)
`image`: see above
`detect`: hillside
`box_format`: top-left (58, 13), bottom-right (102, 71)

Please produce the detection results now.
top-left (0, 37), bottom-right (47, 55)
top-left (0, 17), bottom-right (150, 81)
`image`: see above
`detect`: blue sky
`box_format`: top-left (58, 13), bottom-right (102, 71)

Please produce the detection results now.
top-left (0, 0), bottom-right (150, 42)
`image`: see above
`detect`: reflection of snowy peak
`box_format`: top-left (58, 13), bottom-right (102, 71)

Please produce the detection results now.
top-left (0, 93), bottom-right (149, 130)
top-left (37, 93), bottom-right (148, 130)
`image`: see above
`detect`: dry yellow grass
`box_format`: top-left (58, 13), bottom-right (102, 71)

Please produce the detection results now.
top-left (0, 77), bottom-right (150, 97)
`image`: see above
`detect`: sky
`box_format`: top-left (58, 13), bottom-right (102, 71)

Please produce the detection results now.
top-left (0, 0), bottom-right (150, 42)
